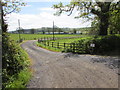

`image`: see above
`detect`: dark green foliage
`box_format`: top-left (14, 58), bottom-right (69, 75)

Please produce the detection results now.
top-left (2, 33), bottom-right (29, 88)
top-left (92, 35), bottom-right (120, 54)
top-left (64, 35), bottom-right (120, 55)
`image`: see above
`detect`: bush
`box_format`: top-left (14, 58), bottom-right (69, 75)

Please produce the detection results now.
top-left (64, 35), bottom-right (120, 55)
top-left (92, 35), bottom-right (120, 54)
top-left (2, 33), bottom-right (30, 88)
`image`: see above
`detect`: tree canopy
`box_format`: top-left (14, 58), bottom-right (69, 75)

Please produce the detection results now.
top-left (1, 0), bottom-right (26, 32)
top-left (53, 0), bottom-right (120, 35)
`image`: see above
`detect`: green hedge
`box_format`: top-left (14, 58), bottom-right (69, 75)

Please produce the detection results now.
top-left (64, 35), bottom-right (120, 55)
top-left (2, 33), bottom-right (31, 88)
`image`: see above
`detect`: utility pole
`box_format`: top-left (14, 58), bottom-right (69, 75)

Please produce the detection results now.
top-left (18, 19), bottom-right (21, 42)
top-left (0, 1), bottom-right (2, 33)
top-left (53, 21), bottom-right (55, 40)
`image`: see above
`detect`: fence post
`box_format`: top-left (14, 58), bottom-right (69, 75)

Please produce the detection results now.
top-left (57, 42), bottom-right (59, 48)
top-left (52, 42), bottom-right (54, 47)
top-left (76, 43), bottom-right (78, 53)
top-left (73, 43), bottom-right (75, 53)
top-left (44, 41), bottom-right (46, 46)
top-left (47, 41), bottom-right (49, 46)
top-left (64, 43), bottom-right (66, 50)
top-left (38, 39), bottom-right (39, 43)
top-left (46, 41), bottom-right (47, 46)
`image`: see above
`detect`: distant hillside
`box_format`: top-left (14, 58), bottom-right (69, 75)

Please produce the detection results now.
top-left (8, 27), bottom-right (92, 34)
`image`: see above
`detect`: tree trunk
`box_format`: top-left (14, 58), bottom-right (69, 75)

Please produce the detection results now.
top-left (91, 2), bottom-right (111, 36)
top-left (98, 2), bottom-right (111, 35)
top-left (98, 15), bottom-right (109, 35)
top-left (1, 3), bottom-right (7, 32)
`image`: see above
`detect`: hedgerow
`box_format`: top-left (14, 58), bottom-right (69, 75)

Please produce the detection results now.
top-left (2, 33), bottom-right (31, 88)
top-left (64, 35), bottom-right (120, 55)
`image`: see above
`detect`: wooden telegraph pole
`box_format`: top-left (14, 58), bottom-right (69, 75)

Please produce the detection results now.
top-left (53, 21), bottom-right (55, 40)
top-left (18, 19), bottom-right (21, 42)
top-left (0, 1), bottom-right (2, 33)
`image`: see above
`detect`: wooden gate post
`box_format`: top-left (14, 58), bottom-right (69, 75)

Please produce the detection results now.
top-left (47, 41), bottom-right (49, 46)
top-left (57, 42), bottom-right (59, 48)
top-left (52, 42), bottom-right (54, 47)
top-left (73, 43), bottom-right (75, 53)
top-left (64, 43), bottom-right (66, 50)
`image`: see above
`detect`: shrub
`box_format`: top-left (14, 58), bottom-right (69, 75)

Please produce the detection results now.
top-left (2, 33), bottom-right (30, 88)
top-left (92, 35), bottom-right (120, 54)
top-left (64, 35), bottom-right (120, 55)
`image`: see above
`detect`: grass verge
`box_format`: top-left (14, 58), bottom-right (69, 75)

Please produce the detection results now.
top-left (5, 68), bottom-right (31, 88)
top-left (5, 46), bottom-right (32, 88)
top-left (36, 42), bottom-right (62, 52)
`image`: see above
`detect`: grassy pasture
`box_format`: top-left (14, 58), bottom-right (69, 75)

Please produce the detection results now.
top-left (49, 35), bottom-right (91, 43)
top-left (10, 34), bottom-right (81, 41)
top-left (37, 34), bottom-right (120, 54)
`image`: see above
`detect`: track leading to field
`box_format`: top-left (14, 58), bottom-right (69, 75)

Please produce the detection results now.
top-left (21, 40), bottom-right (118, 88)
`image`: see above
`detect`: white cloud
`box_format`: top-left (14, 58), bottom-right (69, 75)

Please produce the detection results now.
top-left (7, 12), bottom-right (91, 31)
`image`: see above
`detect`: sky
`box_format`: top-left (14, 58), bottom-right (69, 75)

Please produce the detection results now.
top-left (7, 0), bottom-right (91, 31)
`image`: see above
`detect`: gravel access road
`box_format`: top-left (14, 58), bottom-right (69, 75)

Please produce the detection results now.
top-left (21, 40), bottom-right (119, 88)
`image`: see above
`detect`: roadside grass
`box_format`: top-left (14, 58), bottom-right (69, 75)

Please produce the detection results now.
top-left (5, 68), bottom-right (31, 88)
top-left (36, 42), bottom-right (62, 52)
top-left (5, 45), bottom-right (32, 88)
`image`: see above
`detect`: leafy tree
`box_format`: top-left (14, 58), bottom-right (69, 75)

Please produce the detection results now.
top-left (73, 29), bottom-right (77, 34)
top-left (42, 30), bottom-right (45, 34)
top-left (53, 0), bottom-right (119, 35)
top-left (31, 28), bottom-right (35, 34)
top-left (47, 29), bottom-right (50, 34)
top-left (1, 0), bottom-right (26, 32)
top-left (58, 28), bottom-right (62, 34)
top-left (109, 4), bottom-right (120, 34)
top-left (1, 0), bottom-right (26, 88)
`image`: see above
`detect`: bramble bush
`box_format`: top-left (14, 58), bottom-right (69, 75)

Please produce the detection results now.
top-left (2, 33), bottom-right (30, 88)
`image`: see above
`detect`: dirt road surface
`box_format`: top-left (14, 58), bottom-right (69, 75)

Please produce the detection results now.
top-left (21, 40), bottom-right (119, 88)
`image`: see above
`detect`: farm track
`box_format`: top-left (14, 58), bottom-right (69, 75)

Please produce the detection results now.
top-left (21, 40), bottom-right (119, 88)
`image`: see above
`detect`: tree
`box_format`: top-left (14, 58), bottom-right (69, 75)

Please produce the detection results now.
top-left (73, 29), bottom-right (77, 34)
top-left (58, 28), bottom-right (62, 34)
top-left (1, 0), bottom-right (26, 88)
top-left (53, 0), bottom-right (120, 35)
top-left (109, 3), bottom-right (120, 34)
top-left (31, 28), bottom-right (35, 34)
top-left (42, 30), bottom-right (45, 34)
top-left (1, 0), bottom-right (26, 32)
top-left (47, 29), bottom-right (50, 34)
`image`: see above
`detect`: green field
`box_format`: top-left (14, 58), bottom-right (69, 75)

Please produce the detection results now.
top-left (49, 35), bottom-right (91, 43)
top-left (10, 34), bottom-right (82, 42)
top-left (10, 33), bottom-right (92, 52)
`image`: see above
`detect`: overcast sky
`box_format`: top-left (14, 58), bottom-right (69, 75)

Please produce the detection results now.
top-left (7, 0), bottom-right (91, 31)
